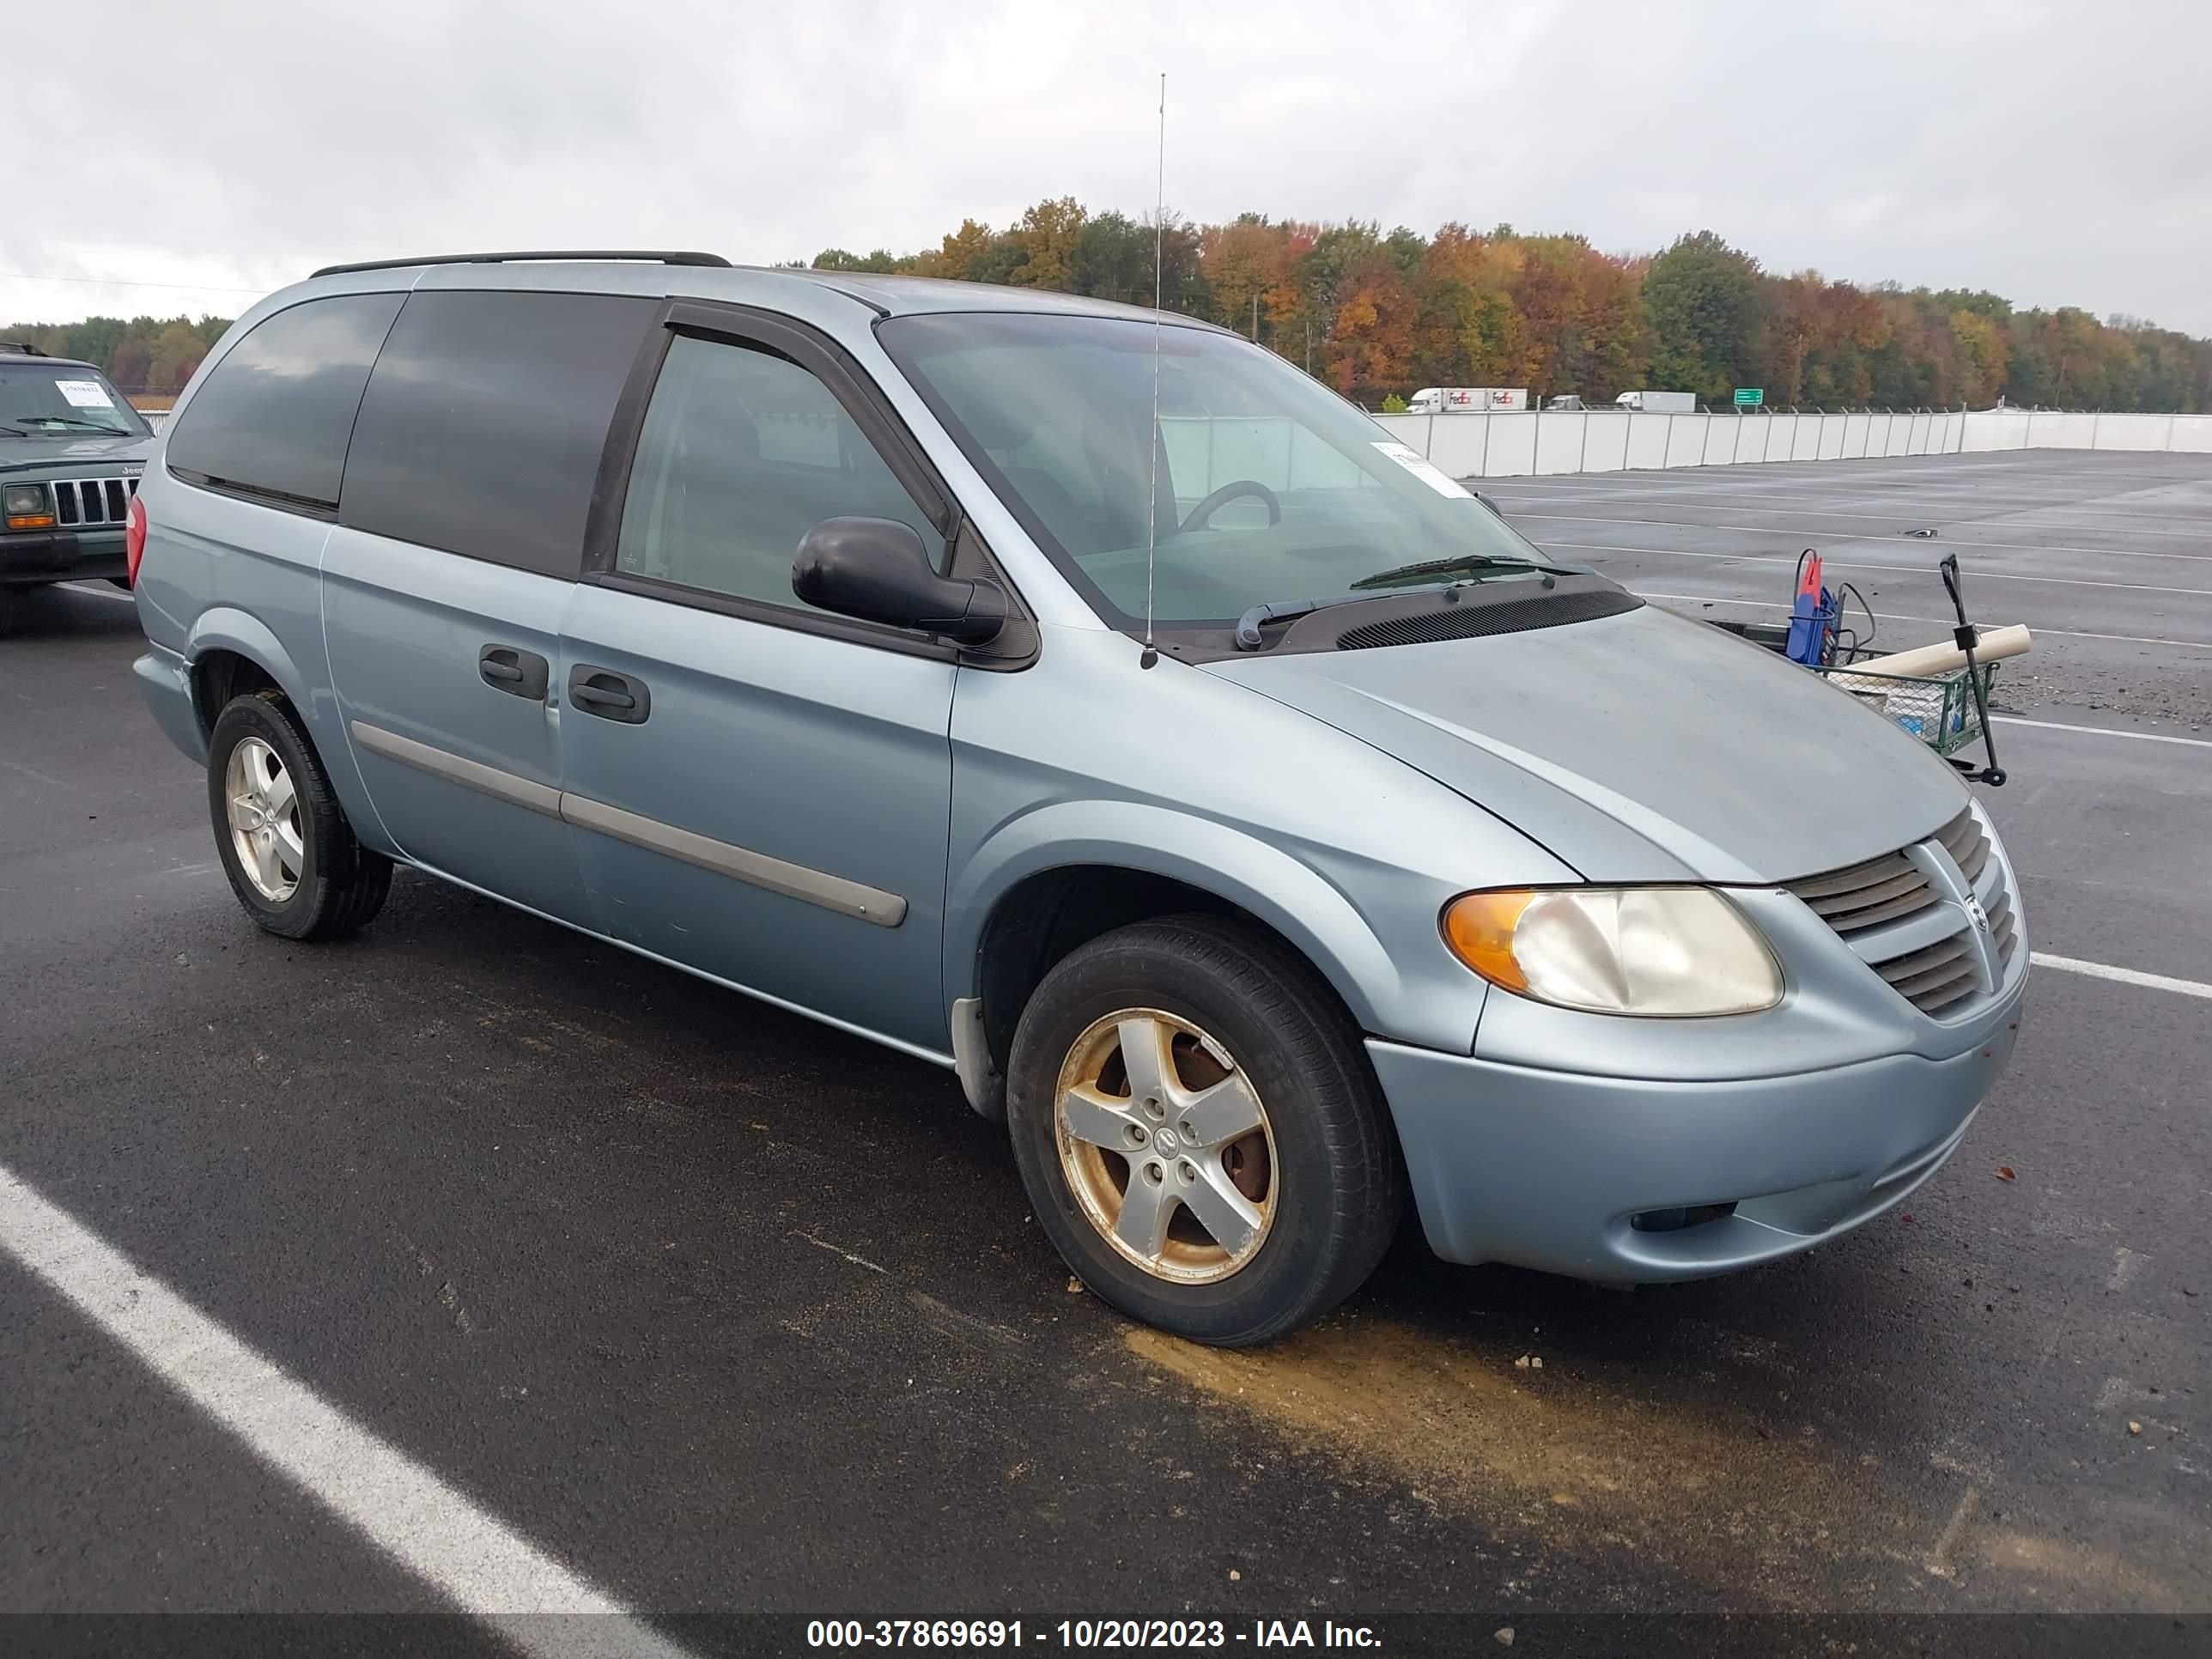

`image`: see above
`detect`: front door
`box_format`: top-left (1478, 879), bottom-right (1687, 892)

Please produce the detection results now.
top-left (556, 310), bottom-right (961, 1056)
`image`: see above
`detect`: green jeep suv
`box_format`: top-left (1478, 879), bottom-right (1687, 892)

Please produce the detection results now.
top-left (1, 343), bottom-right (155, 635)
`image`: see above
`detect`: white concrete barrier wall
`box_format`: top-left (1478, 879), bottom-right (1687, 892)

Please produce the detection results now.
top-left (1534, 411), bottom-right (1584, 474)
top-left (133, 404), bottom-right (2212, 471)
top-left (1368, 404), bottom-right (2209, 477)
top-left (1428, 416), bottom-right (1490, 480)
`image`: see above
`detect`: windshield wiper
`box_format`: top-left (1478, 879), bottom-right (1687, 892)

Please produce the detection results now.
top-left (1348, 555), bottom-right (1565, 591)
top-left (0, 423), bottom-right (27, 437)
top-left (1233, 580), bottom-right (1471, 649)
top-left (16, 415), bottom-right (131, 434)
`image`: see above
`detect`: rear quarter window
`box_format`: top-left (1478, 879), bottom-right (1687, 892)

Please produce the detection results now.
top-left (164, 293), bottom-right (405, 510)
top-left (339, 290), bottom-right (656, 578)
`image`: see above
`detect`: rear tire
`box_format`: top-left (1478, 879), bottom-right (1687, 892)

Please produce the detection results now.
top-left (207, 689), bottom-right (392, 940)
top-left (1006, 915), bottom-right (1400, 1347)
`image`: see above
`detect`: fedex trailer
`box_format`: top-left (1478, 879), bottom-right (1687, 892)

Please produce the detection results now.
top-left (1406, 386), bottom-right (1529, 415)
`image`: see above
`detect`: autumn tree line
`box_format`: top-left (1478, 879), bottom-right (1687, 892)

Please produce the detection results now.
top-left (11, 210), bottom-right (2208, 411)
top-left (2, 313), bottom-right (229, 400)
top-left (813, 208), bottom-right (2210, 412)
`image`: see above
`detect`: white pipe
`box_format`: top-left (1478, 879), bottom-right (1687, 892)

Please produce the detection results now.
top-left (1849, 623), bottom-right (2033, 679)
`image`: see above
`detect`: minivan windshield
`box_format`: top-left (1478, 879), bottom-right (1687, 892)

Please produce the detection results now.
top-left (879, 313), bottom-right (1562, 629)
top-left (0, 363), bottom-right (149, 438)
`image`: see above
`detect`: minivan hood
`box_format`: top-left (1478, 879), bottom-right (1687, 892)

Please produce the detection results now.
top-left (1205, 603), bottom-right (1968, 884)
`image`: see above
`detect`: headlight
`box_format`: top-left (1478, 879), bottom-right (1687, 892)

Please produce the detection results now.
top-left (4, 483), bottom-right (54, 528)
top-left (1441, 887), bottom-right (1783, 1017)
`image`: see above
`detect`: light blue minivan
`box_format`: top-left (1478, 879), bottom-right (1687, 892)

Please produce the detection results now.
top-left (131, 252), bottom-right (2027, 1345)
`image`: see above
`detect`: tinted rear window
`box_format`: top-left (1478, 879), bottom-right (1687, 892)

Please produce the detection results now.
top-left (165, 294), bottom-right (404, 509)
top-left (340, 290), bottom-right (655, 578)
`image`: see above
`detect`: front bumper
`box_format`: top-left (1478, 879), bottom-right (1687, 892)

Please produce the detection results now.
top-left (2, 527), bottom-right (126, 583)
top-left (1370, 971), bottom-right (2025, 1281)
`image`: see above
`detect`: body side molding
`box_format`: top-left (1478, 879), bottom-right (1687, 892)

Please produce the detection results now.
top-left (349, 720), bottom-right (905, 927)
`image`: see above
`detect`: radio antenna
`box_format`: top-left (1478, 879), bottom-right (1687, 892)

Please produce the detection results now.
top-left (1139, 70), bottom-right (1165, 671)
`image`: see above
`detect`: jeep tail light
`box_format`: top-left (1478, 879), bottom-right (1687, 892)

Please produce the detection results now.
top-left (125, 493), bottom-right (148, 586)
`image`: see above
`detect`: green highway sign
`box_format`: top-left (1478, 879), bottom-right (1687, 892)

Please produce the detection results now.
top-left (1733, 387), bottom-right (1764, 406)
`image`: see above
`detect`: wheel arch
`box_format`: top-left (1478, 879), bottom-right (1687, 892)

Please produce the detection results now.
top-left (183, 609), bottom-right (398, 859)
top-left (945, 800), bottom-right (1456, 1119)
top-left (184, 609), bottom-right (313, 739)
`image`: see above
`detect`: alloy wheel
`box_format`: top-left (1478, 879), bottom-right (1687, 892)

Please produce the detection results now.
top-left (224, 735), bottom-right (304, 902)
top-left (1054, 1008), bottom-right (1278, 1284)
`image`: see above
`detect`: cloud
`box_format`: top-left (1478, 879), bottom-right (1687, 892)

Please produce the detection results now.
top-left (5, 0), bottom-right (2208, 333)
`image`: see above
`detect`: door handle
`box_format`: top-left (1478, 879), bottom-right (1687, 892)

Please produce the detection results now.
top-left (479, 645), bottom-right (550, 700)
top-left (568, 665), bottom-right (651, 724)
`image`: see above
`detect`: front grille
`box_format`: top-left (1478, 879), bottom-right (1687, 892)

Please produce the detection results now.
top-left (1874, 932), bottom-right (1982, 1013)
top-left (50, 477), bottom-right (137, 528)
top-left (1785, 809), bottom-right (1986, 937)
top-left (1335, 588), bottom-right (1641, 650)
top-left (1787, 807), bottom-right (2018, 1017)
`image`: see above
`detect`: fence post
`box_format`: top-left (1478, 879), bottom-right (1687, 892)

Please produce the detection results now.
top-left (1479, 411), bottom-right (1492, 477)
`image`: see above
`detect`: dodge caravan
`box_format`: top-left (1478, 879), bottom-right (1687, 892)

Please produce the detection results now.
top-left (132, 252), bottom-right (2027, 1346)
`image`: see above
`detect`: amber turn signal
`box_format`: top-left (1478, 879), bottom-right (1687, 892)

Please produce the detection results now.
top-left (1440, 889), bottom-right (1534, 993)
top-left (6, 514), bottom-right (55, 530)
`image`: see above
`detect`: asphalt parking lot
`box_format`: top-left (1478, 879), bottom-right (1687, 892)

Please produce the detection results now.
top-left (2, 450), bottom-right (2208, 1647)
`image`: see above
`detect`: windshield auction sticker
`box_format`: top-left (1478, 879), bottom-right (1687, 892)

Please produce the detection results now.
top-left (1371, 440), bottom-right (1474, 499)
top-left (55, 380), bottom-right (116, 410)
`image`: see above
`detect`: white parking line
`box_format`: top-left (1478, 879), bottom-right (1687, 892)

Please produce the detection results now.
top-left (1994, 716), bottom-right (2212, 749)
top-left (1627, 590), bottom-right (2212, 653)
top-left (2030, 954), bottom-right (2212, 1000)
top-left (0, 1163), bottom-right (694, 1659)
top-left (61, 581), bottom-right (137, 603)
top-left (1537, 539), bottom-right (2212, 599)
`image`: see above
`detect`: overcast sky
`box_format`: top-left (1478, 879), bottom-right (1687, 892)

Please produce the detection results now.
top-left (8, 0), bottom-right (2209, 333)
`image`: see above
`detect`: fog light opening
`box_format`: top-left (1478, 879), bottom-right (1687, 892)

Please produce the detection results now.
top-left (1631, 1201), bottom-right (1739, 1234)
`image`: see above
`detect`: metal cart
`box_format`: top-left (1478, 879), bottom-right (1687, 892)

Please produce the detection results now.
top-left (1706, 550), bottom-right (2007, 785)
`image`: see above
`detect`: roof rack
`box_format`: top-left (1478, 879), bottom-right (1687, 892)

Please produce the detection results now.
top-left (309, 250), bottom-right (732, 279)
top-left (1, 341), bottom-right (46, 356)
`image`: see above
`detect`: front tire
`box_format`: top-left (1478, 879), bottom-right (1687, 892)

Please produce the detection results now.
top-left (1007, 915), bottom-right (1400, 1346)
top-left (207, 689), bottom-right (392, 940)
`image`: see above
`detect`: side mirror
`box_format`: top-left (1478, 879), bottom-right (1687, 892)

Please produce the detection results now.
top-left (792, 517), bottom-right (1007, 645)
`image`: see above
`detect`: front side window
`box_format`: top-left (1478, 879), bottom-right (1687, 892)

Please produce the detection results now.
top-left (879, 312), bottom-right (1570, 630)
top-left (0, 362), bottom-right (149, 439)
top-left (164, 293), bottom-right (404, 508)
top-left (616, 333), bottom-right (939, 610)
